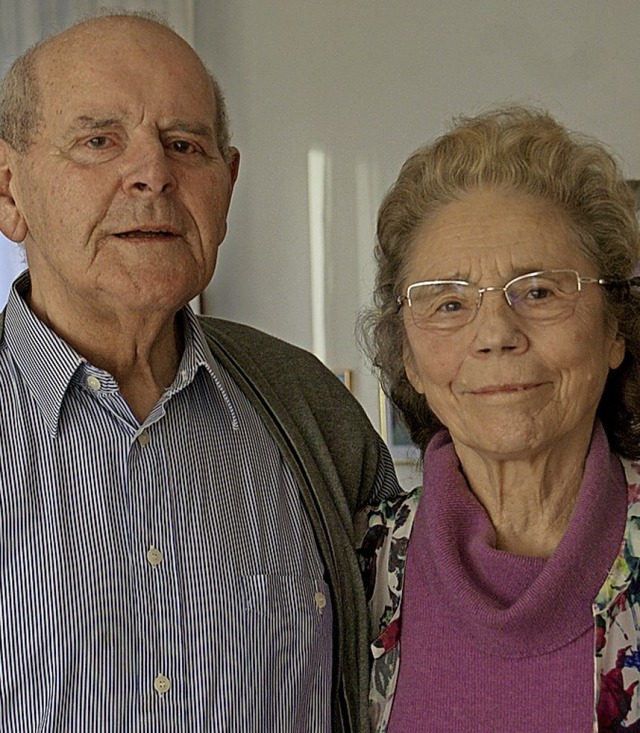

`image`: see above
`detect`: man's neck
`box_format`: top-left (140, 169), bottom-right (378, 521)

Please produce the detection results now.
top-left (27, 290), bottom-right (185, 423)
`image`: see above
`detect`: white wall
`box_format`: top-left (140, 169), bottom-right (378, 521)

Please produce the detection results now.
top-left (194, 0), bottom-right (640, 486)
top-left (0, 236), bottom-right (25, 308)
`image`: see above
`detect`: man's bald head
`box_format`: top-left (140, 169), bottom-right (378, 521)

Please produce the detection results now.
top-left (0, 12), bottom-right (232, 159)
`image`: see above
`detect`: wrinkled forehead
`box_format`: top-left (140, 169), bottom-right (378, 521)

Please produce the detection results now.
top-left (400, 189), bottom-right (594, 285)
top-left (33, 18), bottom-right (215, 117)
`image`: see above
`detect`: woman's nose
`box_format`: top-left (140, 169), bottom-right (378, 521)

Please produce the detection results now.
top-left (472, 290), bottom-right (528, 354)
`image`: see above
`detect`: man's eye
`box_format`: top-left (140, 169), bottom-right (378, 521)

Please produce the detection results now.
top-left (168, 140), bottom-right (195, 154)
top-left (86, 136), bottom-right (110, 149)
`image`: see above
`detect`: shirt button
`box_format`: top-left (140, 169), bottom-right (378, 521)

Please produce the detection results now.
top-left (314, 591), bottom-right (327, 611)
top-left (86, 375), bottom-right (101, 391)
top-left (153, 674), bottom-right (171, 695)
top-left (146, 546), bottom-right (163, 567)
top-left (138, 431), bottom-right (150, 447)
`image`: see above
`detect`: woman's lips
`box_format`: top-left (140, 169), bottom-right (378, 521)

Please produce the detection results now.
top-left (470, 382), bottom-right (545, 395)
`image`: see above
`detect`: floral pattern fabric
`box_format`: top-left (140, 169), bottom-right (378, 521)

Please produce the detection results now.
top-left (356, 459), bottom-right (640, 733)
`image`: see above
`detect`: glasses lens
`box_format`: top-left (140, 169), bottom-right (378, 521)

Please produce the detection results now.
top-left (506, 270), bottom-right (579, 321)
top-left (408, 282), bottom-right (478, 330)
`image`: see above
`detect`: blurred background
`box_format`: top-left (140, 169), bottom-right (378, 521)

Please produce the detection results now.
top-left (2, 0), bottom-right (640, 484)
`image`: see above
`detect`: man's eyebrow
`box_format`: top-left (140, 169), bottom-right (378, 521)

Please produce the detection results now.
top-left (71, 116), bottom-right (122, 130)
top-left (162, 121), bottom-right (216, 140)
top-left (68, 117), bottom-right (215, 140)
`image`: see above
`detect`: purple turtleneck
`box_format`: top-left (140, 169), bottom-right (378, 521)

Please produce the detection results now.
top-left (388, 423), bottom-right (627, 732)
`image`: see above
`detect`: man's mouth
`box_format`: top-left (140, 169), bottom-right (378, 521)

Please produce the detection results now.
top-left (116, 229), bottom-right (177, 238)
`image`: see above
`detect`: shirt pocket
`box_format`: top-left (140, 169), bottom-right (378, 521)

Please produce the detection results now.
top-left (241, 573), bottom-right (332, 639)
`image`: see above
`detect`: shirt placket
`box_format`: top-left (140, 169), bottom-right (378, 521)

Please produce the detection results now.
top-left (128, 418), bottom-right (185, 731)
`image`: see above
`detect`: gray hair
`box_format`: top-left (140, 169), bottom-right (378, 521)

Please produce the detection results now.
top-left (359, 106), bottom-right (640, 458)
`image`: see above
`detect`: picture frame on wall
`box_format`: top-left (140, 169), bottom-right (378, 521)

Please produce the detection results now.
top-left (332, 369), bottom-right (353, 392)
top-left (378, 387), bottom-right (421, 464)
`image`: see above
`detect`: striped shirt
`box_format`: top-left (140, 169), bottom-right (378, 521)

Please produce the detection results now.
top-left (0, 273), bottom-right (333, 732)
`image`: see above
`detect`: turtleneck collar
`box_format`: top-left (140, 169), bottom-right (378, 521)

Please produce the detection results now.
top-left (416, 422), bottom-right (627, 657)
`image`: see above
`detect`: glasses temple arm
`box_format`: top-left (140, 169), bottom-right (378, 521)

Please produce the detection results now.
top-left (599, 276), bottom-right (640, 292)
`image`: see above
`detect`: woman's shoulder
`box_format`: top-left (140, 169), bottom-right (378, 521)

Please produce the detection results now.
top-left (356, 486), bottom-right (423, 635)
top-left (363, 486), bottom-right (422, 528)
top-left (621, 457), bottom-right (640, 505)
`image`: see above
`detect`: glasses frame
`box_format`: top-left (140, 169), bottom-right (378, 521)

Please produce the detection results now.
top-left (396, 268), bottom-right (614, 331)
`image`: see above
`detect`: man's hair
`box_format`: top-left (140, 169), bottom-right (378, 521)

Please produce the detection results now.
top-left (0, 10), bottom-right (232, 159)
top-left (358, 105), bottom-right (640, 458)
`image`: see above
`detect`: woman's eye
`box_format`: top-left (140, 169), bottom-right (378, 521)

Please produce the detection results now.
top-left (526, 287), bottom-right (553, 300)
top-left (436, 299), bottom-right (464, 314)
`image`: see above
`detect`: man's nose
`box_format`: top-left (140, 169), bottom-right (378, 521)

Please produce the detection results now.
top-left (121, 139), bottom-right (177, 196)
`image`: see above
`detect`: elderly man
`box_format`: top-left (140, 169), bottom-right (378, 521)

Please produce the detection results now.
top-left (0, 12), bottom-right (396, 732)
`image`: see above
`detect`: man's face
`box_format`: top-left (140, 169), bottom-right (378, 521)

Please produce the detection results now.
top-left (2, 18), bottom-right (239, 324)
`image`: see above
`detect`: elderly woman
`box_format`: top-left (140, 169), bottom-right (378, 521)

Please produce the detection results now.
top-left (358, 107), bottom-right (640, 732)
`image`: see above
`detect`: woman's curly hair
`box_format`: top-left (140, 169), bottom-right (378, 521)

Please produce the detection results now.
top-left (359, 106), bottom-right (640, 458)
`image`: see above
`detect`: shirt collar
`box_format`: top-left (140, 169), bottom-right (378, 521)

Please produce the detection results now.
top-left (3, 272), bottom-right (85, 435)
top-left (2, 271), bottom-right (238, 434)
top-left (170, 306), bottom-right (239, 429)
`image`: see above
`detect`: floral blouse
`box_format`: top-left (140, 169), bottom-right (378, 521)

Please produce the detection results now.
top-left (356, 457), bottom-right (640, 733)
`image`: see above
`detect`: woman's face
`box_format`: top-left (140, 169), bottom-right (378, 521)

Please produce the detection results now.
top-left (402, 188), bottom-right (625, 461)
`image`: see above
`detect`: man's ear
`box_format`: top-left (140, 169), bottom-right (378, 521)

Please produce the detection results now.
top-left (227, 146), bottom-right (240, 186)
top-left (0, 140), bottom-right (28, 243)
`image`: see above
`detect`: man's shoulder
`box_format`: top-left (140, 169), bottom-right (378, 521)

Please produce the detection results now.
top-left (198, 316), bottom-right (376, 434)
top-left (199, 316), bottom-right (309, 354)
top-left (198, 316), bottom-right (336, 379)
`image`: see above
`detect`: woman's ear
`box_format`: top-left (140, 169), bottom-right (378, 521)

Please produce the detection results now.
top-left (0, 141), bottom-right (28, 243)
top-left (403, 340), bottom-right (425, 395)
top-left (608, 328), bottom-right (626, 370)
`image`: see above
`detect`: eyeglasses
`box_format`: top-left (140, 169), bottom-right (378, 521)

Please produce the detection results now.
top-left (396, 269), bottom-right (624, 331)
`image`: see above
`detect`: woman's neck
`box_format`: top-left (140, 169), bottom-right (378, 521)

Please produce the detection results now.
top-left (453, 431), bottom-right (592, 557)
